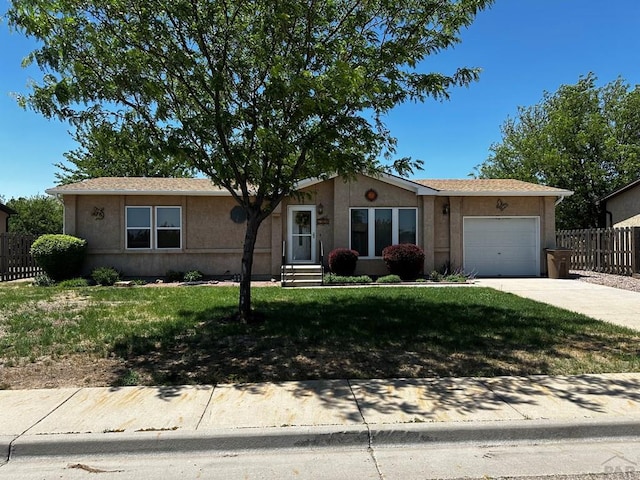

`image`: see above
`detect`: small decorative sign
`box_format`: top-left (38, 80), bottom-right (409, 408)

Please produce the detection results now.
top-left (365, 189), bottom-right (378, 202)
top-left (496, 199), bottom-right (509, 211)
top-left (317, 217), bottom-right (330, 225)
top-left (230, 206), bottom-right (247, 224)
top-left (92, 207), bottom-right (105, 220)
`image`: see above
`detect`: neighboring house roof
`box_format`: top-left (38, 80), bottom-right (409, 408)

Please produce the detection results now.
top-left (600, 178), bottom-right (640, 202)
top-left (46, 176), bottom-right (573, 197)
top-left (0, 202), bottom-right (17, 215)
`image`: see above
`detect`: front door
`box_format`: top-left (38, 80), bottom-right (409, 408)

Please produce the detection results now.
top-left (287, 206), bottom-right (316, 263)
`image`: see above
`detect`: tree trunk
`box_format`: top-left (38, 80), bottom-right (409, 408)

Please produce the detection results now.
top-left (238, 212), bottom-right (261, 323)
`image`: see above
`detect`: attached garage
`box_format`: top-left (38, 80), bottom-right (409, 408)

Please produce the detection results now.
top-left (463, 216), bottom-right (540, 277)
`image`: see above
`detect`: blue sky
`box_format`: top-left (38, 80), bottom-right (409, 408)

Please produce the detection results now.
top-left (2, 0), bottom-right (640, 200)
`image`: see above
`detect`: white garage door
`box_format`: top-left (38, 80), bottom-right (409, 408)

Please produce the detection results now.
top-left (463, 217), bottom-right (540, 277)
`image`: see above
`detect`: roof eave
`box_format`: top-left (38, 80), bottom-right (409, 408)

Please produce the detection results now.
top-left (600, 178), bottom-right (640, 203)
top-left (45, 188), bottom-right (233, 196)
top-left (0, 204), bottom-right (17, 215)
top-left (434, 190), bottom-right (573, 197)
top-left (296, 172), bottom-right (439, 195)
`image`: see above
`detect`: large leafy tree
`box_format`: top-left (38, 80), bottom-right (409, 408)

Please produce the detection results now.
top-left (477, 74), bottom-right (640, 229)
top-left (56, 118), bottom-right (196, 184)
top-left (6, 195), bottom-right (63, 235)
top-left (9, 0), bottom-right (493, 321)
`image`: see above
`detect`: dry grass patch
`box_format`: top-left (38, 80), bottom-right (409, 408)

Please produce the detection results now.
top-left (0, 283), bottom-right (639, 389)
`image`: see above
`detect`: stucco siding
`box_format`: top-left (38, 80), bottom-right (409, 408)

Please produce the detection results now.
top-left (81, 251), bottom-right (272, 279)
top-left (55, 175), bottom-right (564, 278)
top-left (186, 196), bottom-right (270, 250)
top-left (607, 184), bottom-right (640, 227)
top-left (450, 196), bottom-right (555, 275)
top-left (333, 175), bottom-right (421, 275)
top-left (73, 195), bottom-right (123, 251)
top-left (65, 194), bottom-right (274, 277)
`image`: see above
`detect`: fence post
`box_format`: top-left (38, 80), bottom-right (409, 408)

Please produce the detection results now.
top-left (631, 227), bottom-right (640, 275)
top-left (0, 234), bottom-right (6, 282)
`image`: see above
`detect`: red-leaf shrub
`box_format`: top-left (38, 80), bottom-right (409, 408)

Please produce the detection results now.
top-left (328, 248), bottom-right (359, 276)
top-left (382, 244), bottom-right (425, 281)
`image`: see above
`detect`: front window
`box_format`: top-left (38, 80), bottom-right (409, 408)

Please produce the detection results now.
top-left (350, 209), bottom-right (369, 257)
top-left (350, 208), bottom-right (417, 258)
top-left (126, 206), bottom-right (181, 250)
top-left (156, 207), bottom-right (182, 249)
top-left (126, 207), bottom-right (151, 249)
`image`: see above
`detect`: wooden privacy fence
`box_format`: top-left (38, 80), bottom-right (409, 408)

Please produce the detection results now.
top-left (0, 233), bottom-right (42, 282)
top-left (556, 227), bottom-right (640, 276)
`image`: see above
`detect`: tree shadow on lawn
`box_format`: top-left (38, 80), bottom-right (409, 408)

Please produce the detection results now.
top-left (109, 287), bottom-right (640, 422)
top-left (112, 288), bottom-right (638, 388)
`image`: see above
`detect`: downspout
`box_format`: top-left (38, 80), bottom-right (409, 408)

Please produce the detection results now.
top-left (554, 195), bottom-right (565, 207)
top-left (606, 210), bottom-right (613, 228)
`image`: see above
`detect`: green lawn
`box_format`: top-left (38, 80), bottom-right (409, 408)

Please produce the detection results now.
top-left (1, 283), bottom-right (639, 386)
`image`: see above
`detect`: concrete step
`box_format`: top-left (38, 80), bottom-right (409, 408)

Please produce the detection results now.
top-left (281, 264), bottom-right (323, 287)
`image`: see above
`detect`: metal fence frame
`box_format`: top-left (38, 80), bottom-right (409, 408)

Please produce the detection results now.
top-left (556, 227), bottom-right (640, 276)
top-left (0, 233), bottom-right (42, 282)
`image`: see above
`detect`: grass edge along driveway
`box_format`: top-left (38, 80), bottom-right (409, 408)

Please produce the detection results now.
top-left (1, 284), bottom-right (639, 388)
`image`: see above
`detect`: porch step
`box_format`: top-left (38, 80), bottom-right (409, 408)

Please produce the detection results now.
top-left (281, 264), bottom-right (323, 287)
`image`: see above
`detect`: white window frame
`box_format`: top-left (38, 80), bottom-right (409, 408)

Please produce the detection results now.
top-left (155, 206), bottom-right (182, 250)
top-left (349, 207), bottom-right (418, 259)
top-left (125, 206), bottom-right (152, 250)
top-left (125, 206), bottom-right (182, 250)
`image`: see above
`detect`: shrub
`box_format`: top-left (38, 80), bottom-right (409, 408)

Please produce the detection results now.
top-left (30, 234), bottom-right (87, 281)
top-left (382, 244), bottom-right (425, 281)
top-left (184, 270), bottom-right (203, 282)
top-left (58, 278), bottom-right (90, 288)
top-left (443, 273), bottom-right (469, 283)
top-left (33, 273), bottom-right (55, 287)
top-left (328, 248), bottom-right (359, 276)
top-left (91, 267), bottom-right (121, 286)
top-left (165, 270), bottom-right (184, 282)
top-left (376, 274), bottom-right (402, 284)
top-left (429, 270), bottom-right (444, 282)
top-left (323, 274), bottom-right (372, 284)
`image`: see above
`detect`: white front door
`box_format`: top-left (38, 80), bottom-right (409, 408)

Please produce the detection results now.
top-left (287, 206), bottom-right (316, 263)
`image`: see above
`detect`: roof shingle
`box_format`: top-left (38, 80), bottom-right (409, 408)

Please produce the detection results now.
top-left (46, 176), bottom-right (572, 197)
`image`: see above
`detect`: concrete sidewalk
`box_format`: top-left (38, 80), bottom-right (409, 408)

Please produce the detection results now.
top-left (477, 278), bottom-right (640, 331)
top-left (3, 373), bottom-right (640, 460)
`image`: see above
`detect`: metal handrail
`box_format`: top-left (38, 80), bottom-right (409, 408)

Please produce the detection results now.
top-left (319, 240), bottom-right (324, 285)
top-left (281, 241), bottom-right (286, 283)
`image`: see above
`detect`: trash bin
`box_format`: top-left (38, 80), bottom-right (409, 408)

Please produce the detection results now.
top-left (545, 248), bottom-right (572, 279)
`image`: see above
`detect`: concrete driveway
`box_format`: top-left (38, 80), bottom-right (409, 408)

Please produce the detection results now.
top-left (476, 278), bottom-right (640, 332)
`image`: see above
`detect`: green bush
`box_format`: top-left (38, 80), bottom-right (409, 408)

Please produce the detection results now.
top-left (30, 234), bottom-right (87, 281)
top-left (429, 270), bottom-right (444, 282)
top-left (184, 270), bottom-right (203, 282)
top-left (382, 244), bottom-right (425, 281)
top-left (328, 248), bottom-right (359, 276)
top-left (443, 270), bottom-right (473, 283)
top-left (376, 274), bottom-right (402, 284)
top-left (58, 278), bottom-right (90, 288)
top-left (33, 273), bottom-right (55, 287)
top-left (91, 267), bottom-right (121, 286)
top-left (323, 274), bottom-right (372, 284)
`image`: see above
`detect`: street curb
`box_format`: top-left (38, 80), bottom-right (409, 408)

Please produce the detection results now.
top-left (370, 418), bottom-right (640, 445)
top-left (9, 425), bottom-right (370, 459)
top-left (2, 435), bottom-right (16, 464)
top-left (9, 418), bottom-right (640, 459)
